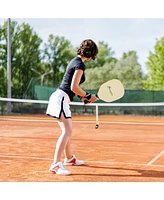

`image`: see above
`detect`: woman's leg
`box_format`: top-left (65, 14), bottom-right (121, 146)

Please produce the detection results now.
top-left (64, 138), bottom-right (72, 159)
top-left (53, 112), bottom-right (72, 164)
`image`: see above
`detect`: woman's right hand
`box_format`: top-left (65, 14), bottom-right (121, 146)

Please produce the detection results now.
top-left (82, 94), bottom-right (99, 104)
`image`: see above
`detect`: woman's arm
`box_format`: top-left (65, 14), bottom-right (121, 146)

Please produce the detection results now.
top-left (71, 69), bottom-right (98, 103)
top-left (71, 69), bottom-right (86, 97)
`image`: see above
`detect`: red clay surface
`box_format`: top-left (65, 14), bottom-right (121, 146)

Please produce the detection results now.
top-left (0, 115), bottom-right (164, 182)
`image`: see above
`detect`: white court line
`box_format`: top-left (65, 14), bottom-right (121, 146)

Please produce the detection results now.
top-left (0, 117), bottom-right (164, 126)
top-left (0, 154), bottom-right (164, 168)
top-left (0, 155), bottom-right (53, 161)
top-left (147, 149), bottom-right (164, 166)
top-left (0, 118), bottom-right (56, 123)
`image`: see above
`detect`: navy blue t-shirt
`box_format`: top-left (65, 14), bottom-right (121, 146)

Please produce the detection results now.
top-left (59, 56), bottom-right (86, 101)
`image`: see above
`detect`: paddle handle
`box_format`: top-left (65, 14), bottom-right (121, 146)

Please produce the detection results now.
top-left (84, 94), bottom-right (99, 104)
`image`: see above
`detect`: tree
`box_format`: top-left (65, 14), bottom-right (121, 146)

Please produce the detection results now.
top-left (82, 51), bottom-right (144, 90)
top-left (115, 51), bottom-right (144, 90)
top-left (0, 21), bottom-right (8, 97)
top-left (0, 67), bottom-right (7, 97)
top-left (86, 41), bottom-right (117, 69)
top-left (0, 20), bottom-right (43, 98)
top-left (144, 37), bottom-right (164, 90)
top-left (42, 35), bottom-right (75, 85)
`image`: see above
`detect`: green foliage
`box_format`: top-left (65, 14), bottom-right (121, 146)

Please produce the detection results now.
top-left (0, 20), bottom-right (42, 98)
top-left (43, 35), bottom-right (75, 84)
top-left (1, 19), bottom-right (160, 99)
top-left (0, 67), bottom-right (7, 97)
top-left (86, 41), bottom-right (117, 69)
top-left (144, 37), bottom-right (164, 90)
top-left (115, 51), bottom-right (143, 89)
top-left (82, 51), bottom-right (144, 90)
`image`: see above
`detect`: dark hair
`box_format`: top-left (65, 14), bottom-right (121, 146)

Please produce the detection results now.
top-left (77, 39), bottom-right (98, 60)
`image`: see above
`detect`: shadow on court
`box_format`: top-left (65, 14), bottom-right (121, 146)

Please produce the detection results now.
top-left (71, 164), bottom-right (164, 178)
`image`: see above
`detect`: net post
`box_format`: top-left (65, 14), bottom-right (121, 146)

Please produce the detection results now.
top-left (7, 18), bottom-right (11, 115)
top-left (95, 104), bottom-right (99, 128)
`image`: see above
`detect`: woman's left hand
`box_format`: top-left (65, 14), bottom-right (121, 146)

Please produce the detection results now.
top-left (82, 94), bottom-right (99, 104)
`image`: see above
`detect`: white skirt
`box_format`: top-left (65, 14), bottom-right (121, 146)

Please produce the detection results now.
top-left (46, 89), bottom-right (71, 119)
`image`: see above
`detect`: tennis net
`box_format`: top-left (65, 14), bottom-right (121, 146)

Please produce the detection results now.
top-left (0, 97), bottom-right (164, 116)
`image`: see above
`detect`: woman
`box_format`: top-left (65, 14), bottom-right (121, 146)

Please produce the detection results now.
top-left (46, 39), bottom-right (99, 175)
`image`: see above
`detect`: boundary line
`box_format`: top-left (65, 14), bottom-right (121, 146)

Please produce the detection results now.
top-left (147, 149), bottom-right (164, 165)
top-left (0, 154), bottom-right (164, 168)
top-left (0, 117), bottom-right (164, 126)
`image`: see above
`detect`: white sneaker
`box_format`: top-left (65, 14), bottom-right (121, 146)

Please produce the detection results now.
top-left (64, 155), bottom-right (84, 166)
top-left (49, 162), bottom-right (71, 175)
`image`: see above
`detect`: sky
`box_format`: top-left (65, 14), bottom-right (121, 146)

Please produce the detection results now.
top-left (0, 18), bottom-right (164, 74)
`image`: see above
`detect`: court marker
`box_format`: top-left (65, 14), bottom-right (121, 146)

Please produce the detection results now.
top-left (147, 149), bottom-right (164, 166)
top-left (0, 155), bottom-right (53, 161)
top-left (0, 117), bottom-right (164, 126)
top-left (0, 154), bottom-right (164, 168)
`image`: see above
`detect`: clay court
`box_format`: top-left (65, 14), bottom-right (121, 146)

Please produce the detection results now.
top-left (1, 114), bottom-right (164, 182)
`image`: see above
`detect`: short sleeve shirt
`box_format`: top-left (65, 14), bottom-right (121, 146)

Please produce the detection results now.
top-left (59, 56), bottom-right (86, 101)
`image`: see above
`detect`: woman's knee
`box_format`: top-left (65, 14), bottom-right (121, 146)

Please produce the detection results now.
top-left (66, 126), bottom-right (72, 137)
top-left (58, 113), bottom-right (72, 137)
top-left (62, 129), bottom-right (72, 137)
